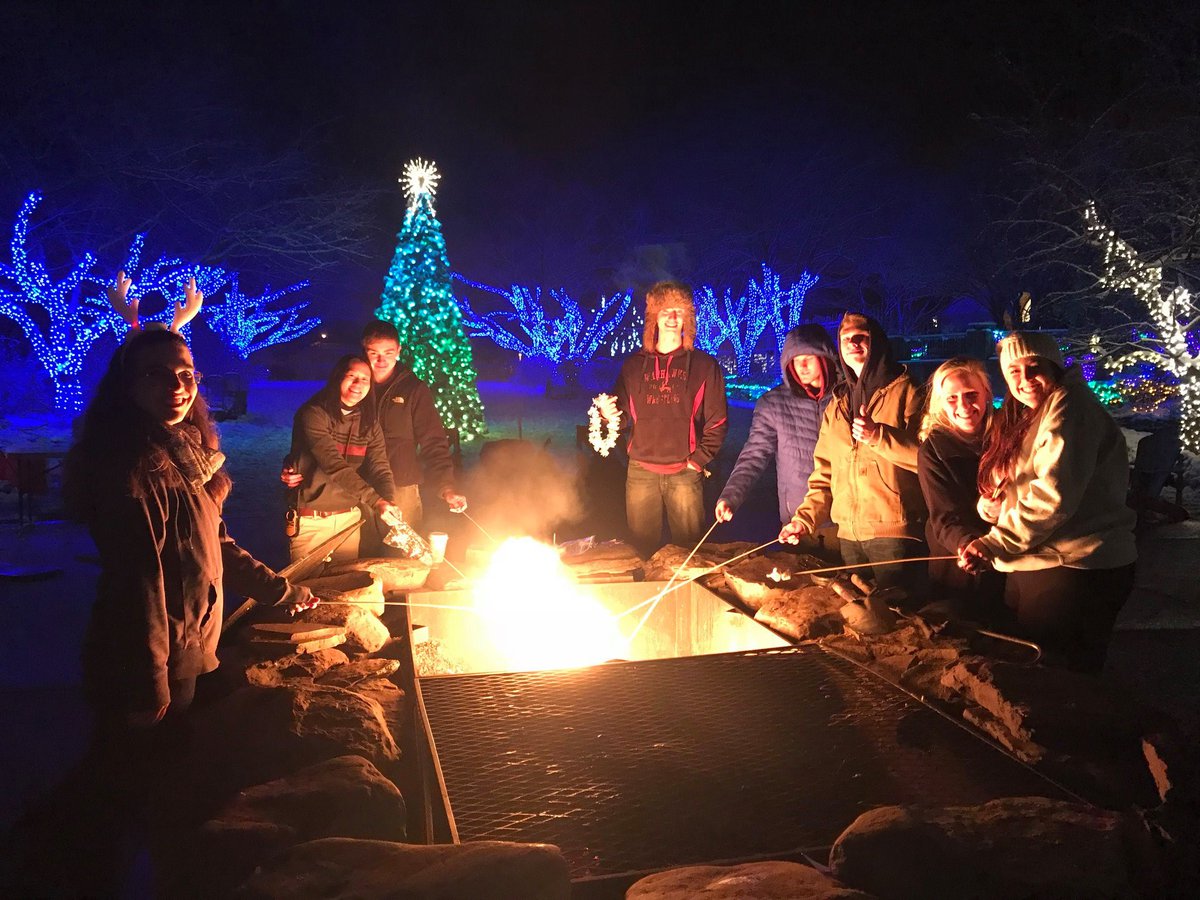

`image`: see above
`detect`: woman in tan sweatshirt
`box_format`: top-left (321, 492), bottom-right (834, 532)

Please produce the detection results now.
top-left (960, 332), bottom-right (1137, 672)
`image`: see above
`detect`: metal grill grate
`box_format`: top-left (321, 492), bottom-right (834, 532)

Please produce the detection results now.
top-left (419, 647), bottom-right (1070, 881)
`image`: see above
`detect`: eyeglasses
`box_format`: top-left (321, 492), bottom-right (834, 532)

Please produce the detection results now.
top-left (140, 367), bottom-right (203, 387)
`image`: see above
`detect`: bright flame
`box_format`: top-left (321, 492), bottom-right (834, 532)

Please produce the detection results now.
top-left (472, 537), bottom-right (627, 671)
top-left (767, 567), bottom-right (791, 583)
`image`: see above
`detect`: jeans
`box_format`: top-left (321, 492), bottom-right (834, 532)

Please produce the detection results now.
top-left (839, 536), bottom-right (928, 599)
top-left (626, 463), bottom-right (704, 555)
top-left (288, 508), bottom-right (362, 564)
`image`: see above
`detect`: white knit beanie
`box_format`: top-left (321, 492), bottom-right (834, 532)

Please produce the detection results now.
top-left (996, 332), bottom-right (1065, 370)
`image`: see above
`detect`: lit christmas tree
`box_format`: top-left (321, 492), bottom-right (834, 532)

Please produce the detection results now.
top-left (375, 159), bottom-right (487, 440)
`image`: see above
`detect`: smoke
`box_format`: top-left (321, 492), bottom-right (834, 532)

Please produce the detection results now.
top-left (464, 439), bottom-right (586, 542)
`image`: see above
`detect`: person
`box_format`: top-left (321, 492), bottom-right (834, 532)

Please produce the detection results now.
top-left (594, 280), bottom-right (728, 555)
top-left (779, 311), bottom-right (927, 597)
top-left (284, 320), bottom-right (465, 542)
top-left (916, 357), bottom-right (1005, 620)
top-left (49, 323), bottom-right (315, 893)
top-left (715, 323), bottom-right (838, 528)
top-left (959, 333), bottom-right (1137, 672)
top-left (288, 355), bottom-right (399, 564)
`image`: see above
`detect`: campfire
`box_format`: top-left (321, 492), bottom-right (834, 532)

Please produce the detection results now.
top-left (471, 537), bottom-right (627, 671)
top-left (409, 537), bottom-right (788, 677)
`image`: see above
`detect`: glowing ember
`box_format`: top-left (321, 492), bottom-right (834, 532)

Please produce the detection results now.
top-left (472, 537), bottom-right (627, 671)
top-left (767, 567), bottom-right (791, 583)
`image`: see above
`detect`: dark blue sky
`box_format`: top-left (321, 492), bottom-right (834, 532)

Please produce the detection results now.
top-left (2, 0), bottom-right (1193, 327)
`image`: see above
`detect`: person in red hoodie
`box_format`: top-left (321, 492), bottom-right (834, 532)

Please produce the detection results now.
top-left (594, 281), bottom-right (728, 554)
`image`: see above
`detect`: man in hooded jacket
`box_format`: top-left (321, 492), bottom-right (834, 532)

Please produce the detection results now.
top-left (716, 323), bottom-right (838, 527)
top-left (595, 281), bottom-right (728, 555)
top-left (780, 312), bottom-right (928, 596)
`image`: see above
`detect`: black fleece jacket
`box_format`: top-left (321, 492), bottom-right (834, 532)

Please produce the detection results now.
top-left (613, 347), bottom-right (728, 471)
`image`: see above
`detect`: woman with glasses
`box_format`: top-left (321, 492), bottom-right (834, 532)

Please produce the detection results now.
top-left (52, 320), bottom-right (316, 892)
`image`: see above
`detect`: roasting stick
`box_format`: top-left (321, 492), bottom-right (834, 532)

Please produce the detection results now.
top-left (613, 551), bottom-right (959, 622)
top-left (459, 511), bottom-right (499, 546)
top-left (612, 537), bottom-right (779, 622)
top-left (625, 518), bottom-right (721, 646)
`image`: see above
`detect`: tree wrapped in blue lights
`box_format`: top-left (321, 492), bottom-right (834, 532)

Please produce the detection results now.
top-left (0, 191), bottom-right (326, 412)
top-left (375, 159), bottom-right (487, 441)
top-left (108, 232), bottom-right (228, 339)
top-left (695, 265), bottom-right (819, 378)
top-left (0, 192), bottom-right (108, 411)
top-left (206, 274), bottom-right (320, 359)
top-left (455, 275), bottom-right (631, 365)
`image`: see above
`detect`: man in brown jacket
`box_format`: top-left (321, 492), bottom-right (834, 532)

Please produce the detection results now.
top-left (780, 312), bottom-right (928, 597)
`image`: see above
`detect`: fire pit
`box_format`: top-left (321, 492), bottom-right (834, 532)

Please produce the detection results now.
top-left (405, 541), bottom-right (1073, 888)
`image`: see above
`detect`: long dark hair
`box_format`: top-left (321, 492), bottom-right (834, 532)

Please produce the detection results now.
top-left (835, 311), bottom-right (903, 422)
top-left (64, 329), bottom-right (230, 517)
top-left (303, 354), bottom-right (377, 426)
top-left (976, 361), bottom-right (1065, 495)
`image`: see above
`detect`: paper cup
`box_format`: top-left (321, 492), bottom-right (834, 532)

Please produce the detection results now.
top-left (429, 531), bottom-right (449, 564)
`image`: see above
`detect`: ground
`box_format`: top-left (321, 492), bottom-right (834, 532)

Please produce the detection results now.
top-left (1, 378), bottom-right (1198, 831)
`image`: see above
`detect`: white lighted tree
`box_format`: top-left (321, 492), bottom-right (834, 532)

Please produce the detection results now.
top-left (1084, 203), bottom-right (1200, 452)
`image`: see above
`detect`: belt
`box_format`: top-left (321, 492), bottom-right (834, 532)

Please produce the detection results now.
top-left (296, 507), bottom-right (357, 518)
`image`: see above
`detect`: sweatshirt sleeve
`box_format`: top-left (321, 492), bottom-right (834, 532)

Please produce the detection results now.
top-left (219, 518), bottom-right (290, 604)
top-left (918, 436), bottom-right (985, 553)
top-left (91, 483), bottom-right (172, 711)
top-left (295, 405), bottom-right (384, 507)
top-left (979, 389), bottom-right (1099, 557)
top-left (719, 394), bottom-right (777, 510)
top-left (793, 401), bottom-right (837, 529)
top-left (689, 357), bottom-right (728, 469)
top-left (362, 421), bottom-right (398, 502)
top-left (872, 379), bottom-right (922, 472)
top-left (409, 381), bottom-right (455, 495)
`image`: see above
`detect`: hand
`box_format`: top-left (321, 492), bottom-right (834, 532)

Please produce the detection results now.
top-left (443, 491), bottom-right (468, 513)
top-left (127, 704), bottom-right (168, 729)
top-left (778, 516), bottom-right (811, 545)
top-left (106, 270), bottom-right (139, 330)
top-left (715, 499), bottom-right (734, 522)
top-left (375, 499), bottom-right (399, 519)
top-left (593, 393), bottom-right (619, 421)
top-left (280, 465), bottom-right (303, 489)
top-left (957, 538), bottom-right (993, 574)
top-left (852, 405), bottom-right (881, 446)
top-left (285, 585), bottom-right (320, 616)
top-left (978, 493), bottom-right (1002, 523)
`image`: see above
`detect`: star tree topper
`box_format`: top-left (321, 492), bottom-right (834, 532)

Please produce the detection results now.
top-left (401, 158), bottom-right (441, 211)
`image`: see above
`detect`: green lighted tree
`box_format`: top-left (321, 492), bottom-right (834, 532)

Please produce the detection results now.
top-left (375, 159), bottom-right (487, 440)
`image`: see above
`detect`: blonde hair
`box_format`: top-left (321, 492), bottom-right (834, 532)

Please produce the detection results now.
top-left (919, 357), bottom-right (994, 441)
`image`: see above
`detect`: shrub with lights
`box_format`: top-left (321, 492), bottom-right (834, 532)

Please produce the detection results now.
top-left (375, 160), bottom-right (487, 441)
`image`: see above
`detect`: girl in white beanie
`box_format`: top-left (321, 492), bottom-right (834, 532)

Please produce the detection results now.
top-left (959, 332), bottom-right (1136, 672)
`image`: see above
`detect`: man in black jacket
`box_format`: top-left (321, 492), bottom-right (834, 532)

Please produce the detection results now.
top-left (594, 281), bottom-right (727, 554)
top-left (283, 321), bottom-right (466, 542)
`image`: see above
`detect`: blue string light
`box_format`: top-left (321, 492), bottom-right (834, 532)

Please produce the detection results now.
top-left (206, 274), bottom-right (320, 359)
top-left (455, 275), bottom-right (632, 365)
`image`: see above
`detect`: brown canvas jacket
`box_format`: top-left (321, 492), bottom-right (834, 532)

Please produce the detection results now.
top-left (793, 368), bottom-right (927, 541)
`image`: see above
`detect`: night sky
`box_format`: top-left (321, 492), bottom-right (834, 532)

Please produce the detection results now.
top-left (2, 0), bottom-right (1195, 328)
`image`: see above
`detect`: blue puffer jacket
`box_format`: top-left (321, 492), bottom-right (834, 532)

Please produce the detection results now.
top-left (718, 325), bottom-right (837, 523)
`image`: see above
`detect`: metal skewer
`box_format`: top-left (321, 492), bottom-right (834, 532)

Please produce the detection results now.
top-left (626, 519), bottom-right (721, 645)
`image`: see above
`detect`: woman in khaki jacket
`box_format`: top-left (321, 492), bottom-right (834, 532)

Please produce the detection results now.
top-left (780, 312), bottom-right (928, 597)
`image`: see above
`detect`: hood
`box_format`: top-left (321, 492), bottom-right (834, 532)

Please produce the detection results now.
top-left (779, 323), bottom-right (837, 380)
